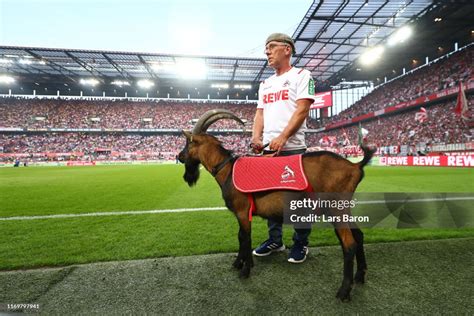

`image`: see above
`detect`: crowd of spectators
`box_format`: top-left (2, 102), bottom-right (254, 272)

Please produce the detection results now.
top-left (1, 95), bottom-right (472, 161)
top-left (3, 94), bottom-right (471, 162)
top-left (0, 99), bottom-right (256, 130)
top-left (308, 45), bottom-right (473, 129)
top-left (0, 132), bottom-right (251, 162)
top-left (307, 96), bottom-right (473, 149)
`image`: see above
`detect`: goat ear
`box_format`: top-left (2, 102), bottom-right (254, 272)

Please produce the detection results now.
top-left (182, 130), bottom-right (192, 140)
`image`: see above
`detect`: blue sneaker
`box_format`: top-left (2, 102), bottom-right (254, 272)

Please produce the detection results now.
top-left (252, 239), bottom-right (285, 256)
top-left (288, 243), bottom-right (309, 263)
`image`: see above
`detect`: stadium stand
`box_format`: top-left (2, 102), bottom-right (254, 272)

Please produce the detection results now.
top-left (307, 96), bottom-right (473, 148)
top-left (0, 133), bottom-right (250, 162)
top-left (308, 45), bottom-right (473, 129)
top-left (0, 99), bottom-right (256, 130)
top-left (1, 94), bottom-right (471, 162)
top-left (0, 47), bottom-right (472, 163)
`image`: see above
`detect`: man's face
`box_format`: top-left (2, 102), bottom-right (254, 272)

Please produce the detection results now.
top-left (264, 41), bottom-right (290, 68)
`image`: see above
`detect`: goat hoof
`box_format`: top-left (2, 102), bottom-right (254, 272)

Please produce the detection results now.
top-left (355, 270), bottom-right (366, 284)
top-left (239, 266), bottom-right (251, 278)
top-left (336, 286), bottom-right (352, 302)
top-left (232, 258), bottom-right (243, 269)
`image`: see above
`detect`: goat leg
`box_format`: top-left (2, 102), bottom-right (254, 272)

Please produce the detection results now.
top-left (352, 228), bottom-right (367, 284)
top-left (238, 229), bottom-right (253, 278)
top-left (335, 228), bottom-right (356, 302)
top-left (234, 215), bottom-right (253, 278)
top-left (232, 227), bottom-right (246, 269)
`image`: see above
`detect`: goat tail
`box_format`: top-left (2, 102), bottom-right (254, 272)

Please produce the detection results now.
top-left (358, 144), bottom-right (376, 169)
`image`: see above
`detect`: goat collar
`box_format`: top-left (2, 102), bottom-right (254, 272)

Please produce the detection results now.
top-left (210, 155), bottom-right (237, 177)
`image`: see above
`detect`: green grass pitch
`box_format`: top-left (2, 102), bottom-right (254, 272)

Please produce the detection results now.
top-left (0, 164), bottom-right (472, 270)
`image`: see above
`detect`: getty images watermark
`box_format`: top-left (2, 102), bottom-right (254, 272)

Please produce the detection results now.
top-left (284, 193), bottom-right (365, 228)
top-left (283, 192), bottom-right (474, 229)
top-left (288, 197), bottom-right (368, 224)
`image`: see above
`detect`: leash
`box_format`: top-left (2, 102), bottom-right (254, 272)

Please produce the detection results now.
top-left (248, 142), bottom-right (278, 157)
top-left (211, 142), bottom-right (276, 177)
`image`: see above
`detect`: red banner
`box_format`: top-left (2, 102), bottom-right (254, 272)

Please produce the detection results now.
top-left (454, 82), bottom-right (469, 119)
top-left (311, 91), bottom-right (332, 109)
top-left (379, 155), bottom-right (474, 167)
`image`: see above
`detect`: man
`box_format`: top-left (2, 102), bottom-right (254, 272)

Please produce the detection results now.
top-left (251, 33), bottom-right (316, 263)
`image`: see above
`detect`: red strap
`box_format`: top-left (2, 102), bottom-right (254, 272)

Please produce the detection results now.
top-left (247, 193), bottom-right (256, 221)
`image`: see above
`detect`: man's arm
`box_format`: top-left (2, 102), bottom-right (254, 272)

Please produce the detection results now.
top-left (251, 109), bottom-right (264, 153)
top-left (269, 98), bottom-right (313, 153)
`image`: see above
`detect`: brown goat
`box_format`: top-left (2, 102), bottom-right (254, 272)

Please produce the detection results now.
top-left (178, 109), bottom-right (375, 301)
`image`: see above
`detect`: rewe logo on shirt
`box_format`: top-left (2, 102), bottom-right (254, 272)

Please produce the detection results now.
top-left (263, 89), bottom-right (289, 104)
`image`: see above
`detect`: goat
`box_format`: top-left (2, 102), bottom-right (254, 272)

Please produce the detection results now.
top-left (178, 109), bottom-right (375, 301)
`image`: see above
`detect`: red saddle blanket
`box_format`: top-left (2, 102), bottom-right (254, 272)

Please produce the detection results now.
top-left (233, 155), bottom-right (309, 193)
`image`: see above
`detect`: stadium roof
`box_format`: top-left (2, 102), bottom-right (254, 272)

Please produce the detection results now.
top-left (287, 0), bottom-right (437, 82)
top-left (0, 0), bottom-right (471, 89)
top-left (0, 47), bottom-right (267, 84)
top-left (333, 1), bottom-right (474, 84)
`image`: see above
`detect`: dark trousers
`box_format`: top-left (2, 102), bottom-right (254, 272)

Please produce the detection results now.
top-left (263, 148), bottom-right (311, 246)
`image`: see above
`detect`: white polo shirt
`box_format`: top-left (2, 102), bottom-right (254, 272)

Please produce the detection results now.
top-left (257, 67), bottom-right (316, 151)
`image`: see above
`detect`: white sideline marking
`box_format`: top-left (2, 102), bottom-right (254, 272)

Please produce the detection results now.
top-left (1, 197), bottom-right (473, 222)
top-left (0, 207), bottom-right (227, 221)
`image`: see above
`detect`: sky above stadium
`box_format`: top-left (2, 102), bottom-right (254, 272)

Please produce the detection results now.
top-left (0, 0), bottom-right (312, 57)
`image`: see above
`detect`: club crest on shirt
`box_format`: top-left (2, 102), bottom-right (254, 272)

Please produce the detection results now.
top-left (282, 80), bottom-right (291, 87)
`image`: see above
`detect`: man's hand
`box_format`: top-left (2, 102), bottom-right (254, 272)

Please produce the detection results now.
top-left (250, 140), bottom-right (264, 154)
top-left (269, 134), bottom-right (289, 154)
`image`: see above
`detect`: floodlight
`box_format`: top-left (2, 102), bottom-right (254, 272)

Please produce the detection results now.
top-left (111, 80), bottom-right (130, 87)
top-left (388, 26), bottom-right (413, 46)
top-left (80, 78), bottom-right (99, 86)
top-left (234, 84), bottom-right (252, 90)
top-left (211, 83), bottom-right (229, 89)
top-left (137, 79), bottom-right (154, 89)
top-left (360, 46), bottom-right (384, 65)
top-left (0, 75), bottom-right (15, 84)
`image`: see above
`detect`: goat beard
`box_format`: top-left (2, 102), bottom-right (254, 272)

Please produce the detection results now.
top-left (183, 161), bottom-right (200, 187)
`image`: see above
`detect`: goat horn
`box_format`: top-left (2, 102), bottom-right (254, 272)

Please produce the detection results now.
top-left (192, 109), bottom-right (244, 134)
